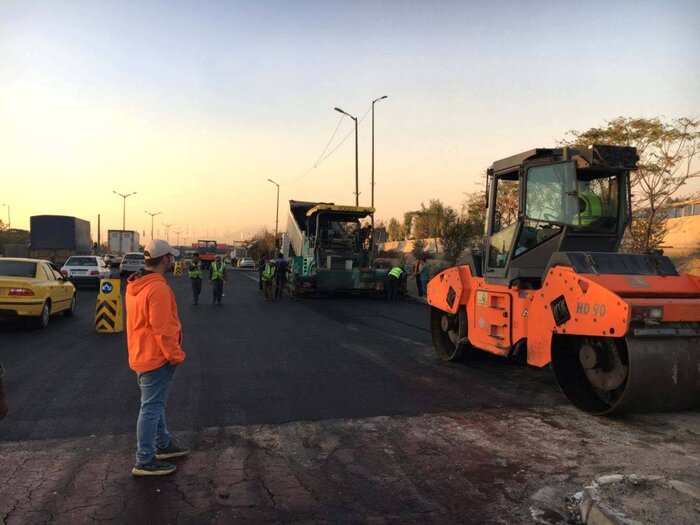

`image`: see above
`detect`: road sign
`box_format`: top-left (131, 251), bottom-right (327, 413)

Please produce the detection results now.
top-left (95, 278), bottom-right (123, 333)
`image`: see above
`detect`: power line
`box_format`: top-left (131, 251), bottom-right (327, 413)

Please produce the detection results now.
top-left (279, 104), bottom-right (373, 186)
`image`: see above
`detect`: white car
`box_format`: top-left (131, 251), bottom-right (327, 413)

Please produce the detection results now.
top-left (61, 256), bottom-right (111, 287)
top-left (119, 252), bottom-right (146, 277)
top-left (238, 257), bottom-right (255, 268)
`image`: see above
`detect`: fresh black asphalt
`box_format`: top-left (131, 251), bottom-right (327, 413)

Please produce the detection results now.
top-left (0, 269), bottom-right (561, 443)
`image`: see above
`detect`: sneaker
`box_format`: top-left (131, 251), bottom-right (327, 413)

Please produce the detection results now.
top-left (132, 458), bottom-right (176, 477)
top-left (155, 441), bottom-right (190, 460)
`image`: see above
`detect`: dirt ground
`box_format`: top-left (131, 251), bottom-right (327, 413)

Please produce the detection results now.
top-left (1, 405), bottom-right (698, 524)
top-left (594, 477), bottom-right (700, 524)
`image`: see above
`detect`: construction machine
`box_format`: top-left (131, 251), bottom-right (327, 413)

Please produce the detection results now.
top-left (427, 145), bottom-right (700, 415)
top-left (194, 240), bottom-right (217, 269)
top-left (286, 200), bottom-right (388, 295)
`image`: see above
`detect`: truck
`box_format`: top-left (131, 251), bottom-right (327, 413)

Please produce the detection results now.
top-left (194, 240), bottom-right (217, 269)
top-left (286, 200), bottom-right (388, 295)
top-left (108, 230), bottom-right (141, 255)
top-left (29, 215), bottom-right (92, 266)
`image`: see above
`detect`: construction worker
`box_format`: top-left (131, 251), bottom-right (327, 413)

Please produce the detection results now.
top-left (187, 253), bottom-right (203, 305)
top-left (258, 255), bottom-right (266, 290)
top-left (578, 190), bottom-right (604, 225)
top-left (414, 257), bottom-right (424, 297)
top-left (208, 255), bottom-right (227, 305)
top-left (387, 264), bottom-right (404, 302)
top-left (274, 252), bottom-right (287, 299)
top-left (419, 257), bottom-right (431, 297)
top-left (261, 256), bottom-right (276, 301)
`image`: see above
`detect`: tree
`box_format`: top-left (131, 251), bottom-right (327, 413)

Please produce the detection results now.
top-left (442, 221), bottom-right (471, 265)
top-left (409, 199), bottom-right (458, 254)
top-left (563, 117), bottom-right (700, 252)
top-left (411, 239), bottom-right (426, 260)
top-left (0, 228), bottom-right (29, 246)
top-left (442, 192), bottom-right (488, 265)
top-left (246, 228), bottom-right (277, 259)
top-left (387, 218), bottom-right (403, 241)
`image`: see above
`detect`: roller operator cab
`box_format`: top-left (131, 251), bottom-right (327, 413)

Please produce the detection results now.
top-left (427, 145), bottom-right (700, 415)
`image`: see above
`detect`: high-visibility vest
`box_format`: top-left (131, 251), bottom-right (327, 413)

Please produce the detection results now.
top-left (579, 191), bottom-right (604, 225)
top-left (188, 260), bottom-right (202, 279)
top-left (388, 266), bottom-right (403, 279)
top-left (262, 262), bottom-right (276, 281)
top-left (211, 262), bottom-right (225, 280)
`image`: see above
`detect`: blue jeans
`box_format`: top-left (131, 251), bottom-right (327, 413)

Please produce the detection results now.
top-left (136, 363), bottom-right (176, 465)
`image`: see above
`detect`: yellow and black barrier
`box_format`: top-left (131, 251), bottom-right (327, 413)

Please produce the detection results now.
top-left (174, 261), bottom-right (184, 277)
top-left (95, 278), bottom-right (124, 333)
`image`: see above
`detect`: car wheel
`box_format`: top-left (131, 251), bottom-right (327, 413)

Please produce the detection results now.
top-left (63, 295), bottom-right (76, 317)
top-left (34, 302), bottom-right (50, 329)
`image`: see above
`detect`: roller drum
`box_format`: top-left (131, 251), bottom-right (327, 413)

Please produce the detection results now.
top-left (551, 335), bottom-right (700, 415)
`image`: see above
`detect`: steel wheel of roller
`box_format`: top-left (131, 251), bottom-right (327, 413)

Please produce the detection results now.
top-left (551, 334), bottom-right (700, 415)
top-left (430, 306), bottom-right (471, 362)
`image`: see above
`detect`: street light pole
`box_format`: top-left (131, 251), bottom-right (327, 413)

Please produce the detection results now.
top-left (173, 230), bottom-right (182, 247)
top-left (112, 190), bottom-right (137, 230)
top-left (145, 210), bottom-right (162, 241)
top-left (162, 223), bottom-right (173, 244)
top-left (267, 179), bottom-right (280, 238)
top-left (334, 107), bottom-right (359, 206)
top-left (371, 95), bottom-right (387, 209)
top-left (1, 204), bottom-right (10, 229)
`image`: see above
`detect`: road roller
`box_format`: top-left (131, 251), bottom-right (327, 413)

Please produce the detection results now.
top-left (427, 145), bottom-right (700, 415)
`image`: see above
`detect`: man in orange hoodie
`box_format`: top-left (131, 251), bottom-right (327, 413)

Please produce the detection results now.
top-left (126, 239), bottom-right (188, 476)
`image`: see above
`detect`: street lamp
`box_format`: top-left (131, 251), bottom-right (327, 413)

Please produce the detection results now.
top-left (112, 190), bottom-right (137, 230)
top-left (371, 95), bottom-right (387, 209)
top-left (334, 106), bottom-right (359, 206)
top-left (173, 229), bottom-right (182, 247)
top-left (1, 204), bottom-right (10, 229)
top-left (267, 179), bottom-right (280, 239)
top-left (145, 210), bottom-right (162, 241)
top-left (162, 223), bottom-right (173, 244)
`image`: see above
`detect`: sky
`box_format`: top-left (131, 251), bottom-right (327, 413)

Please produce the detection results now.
top-left (1, 0), bottom-right (699, 245)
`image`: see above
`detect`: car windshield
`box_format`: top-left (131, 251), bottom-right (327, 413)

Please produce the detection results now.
top-left (0, 261), bottom-right (37, 278)
top-left (66, 257), bottom-right (98, 266)
top-left (125, 254), bottom-right (144, 260)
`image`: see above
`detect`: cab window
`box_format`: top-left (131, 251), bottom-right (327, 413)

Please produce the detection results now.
top-left (488, 177), bottom-right (519, 269)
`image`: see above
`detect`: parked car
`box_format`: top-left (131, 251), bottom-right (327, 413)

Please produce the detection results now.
top-left (0, 258), bottom-right (76, 329)
top-left (238, 257), bottom-right (255, 268)
top-left (61, 256), bottom-right (111, 287)
top-left (119, 252), bottom-right (146, 277)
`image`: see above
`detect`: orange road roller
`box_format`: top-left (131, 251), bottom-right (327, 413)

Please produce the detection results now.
top-left (427, 145), bottom-right (700, 415)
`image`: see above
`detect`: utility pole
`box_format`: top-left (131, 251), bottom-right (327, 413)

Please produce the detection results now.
top-left (162, 223), bottom-right (173, 244)
top-left (371, 95), bottom-right (388, 209)
top-left (112, 190), bottom-right (137, 230)
top-left (173, 229), bottom-right (182, 247)
top-left (334, 107), bottom-right (359, 206)
top-left (145, 210), bottom-right (162, 241)
top-left (267, 179), bottom-right (280, 238)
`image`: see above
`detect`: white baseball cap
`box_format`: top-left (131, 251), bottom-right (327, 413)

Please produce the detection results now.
top-left (144, 239), bottom-right (180, 259)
